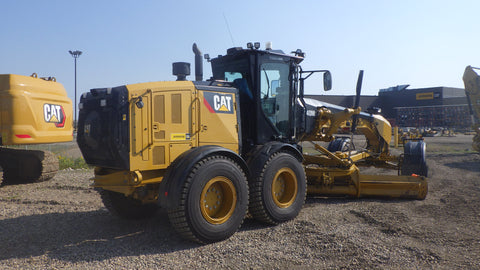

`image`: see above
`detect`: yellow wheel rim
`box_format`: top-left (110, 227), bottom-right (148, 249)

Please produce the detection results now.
top-left (271, 168), bottom-right (297, 208)
top-left (200, 177), bottom-right (237, 224)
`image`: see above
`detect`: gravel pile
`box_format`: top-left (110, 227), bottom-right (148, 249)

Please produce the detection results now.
top-left (0, 136), bottom-right (479, 269)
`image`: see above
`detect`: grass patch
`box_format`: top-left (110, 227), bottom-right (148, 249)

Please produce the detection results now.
top-left (58, 155), bottom-right (90, 170)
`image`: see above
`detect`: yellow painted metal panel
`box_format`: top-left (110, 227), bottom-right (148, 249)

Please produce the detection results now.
top-left (372, 114), bottom-right (392, 144)
top-left (171, 93), bottom-right (182, 124)
top-left (0, 74), bottom-right (73, 145)
top-left (169, 143), bottom-right (192, 162)
top-left (198, 90), bottom-right (239, 153)
top-left (154, 95), bottom-right (165, 123)
top-left (141, 96), bottom-right (150, 161)
top-left (152, 145), bottom-right (165, 165)
top-left (125, 81), bottom-right (239, 173)
top-left (127, 81), bottom-right (197, 171)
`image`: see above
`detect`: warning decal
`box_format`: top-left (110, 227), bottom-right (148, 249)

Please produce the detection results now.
top-left (171, 133), bottom-right (190, 140)
top-left (203, 92), bottom-right (234, 114)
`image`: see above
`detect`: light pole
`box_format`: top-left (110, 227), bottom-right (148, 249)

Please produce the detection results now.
top-left (69, 50), bottom-right (82, 130)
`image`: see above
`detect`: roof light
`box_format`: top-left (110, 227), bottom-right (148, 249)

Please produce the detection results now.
top-left (266, 42), bottom-right (272, 50)
top-left (254, 42), bottom-right (261, 49)
top-left (247, 42), bottom-right (253, 49)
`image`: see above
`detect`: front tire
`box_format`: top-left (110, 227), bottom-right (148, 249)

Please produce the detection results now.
top-left (401, 141), bottom-right (428, 177)
top-left (249, 152), bottom-right (306, 225)
top-left (167, 155), bottom-right (248, 244)
top-left (327, 136), bottom-right (354, 152)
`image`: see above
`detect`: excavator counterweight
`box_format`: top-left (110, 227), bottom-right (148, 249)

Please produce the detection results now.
top-left (0, 73), bottom-right (73, 184)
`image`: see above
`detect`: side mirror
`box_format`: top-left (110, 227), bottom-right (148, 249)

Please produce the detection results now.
top-left (323, 71), bottom-right (332, 91)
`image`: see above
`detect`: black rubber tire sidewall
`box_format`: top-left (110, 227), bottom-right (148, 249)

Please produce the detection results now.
top-left (177, 156), bottom-right (248, 243)
top-left (402, 141), bottom-right (428, 177)
top-left (251, 152), bottom-right (306, 224)
top-left (327, 137), bottom-right (353, 152)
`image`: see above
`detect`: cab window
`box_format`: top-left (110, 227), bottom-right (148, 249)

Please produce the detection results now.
top-left (225, 72), bottom-right (243, 82)
top-left (260, 62), bottom-right (290, 137)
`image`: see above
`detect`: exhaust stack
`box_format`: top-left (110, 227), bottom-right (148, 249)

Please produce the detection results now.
top-left (192, 43), bottom-right (203, 81)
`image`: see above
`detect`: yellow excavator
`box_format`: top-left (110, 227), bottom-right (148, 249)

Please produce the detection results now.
top-left (462, 66), bottom-right (480, 152)
top-left (0, 73), bottom-right (73, 184)
top-left (77, 43), bottom-right (427, 243)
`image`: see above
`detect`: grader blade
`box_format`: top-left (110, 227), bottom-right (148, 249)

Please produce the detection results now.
top-left (305, 159), bottom-right (428, 200)
top-left (356, 174), bottom-right (427, 199)
top-left (307, 172), bottom-right (427, 200)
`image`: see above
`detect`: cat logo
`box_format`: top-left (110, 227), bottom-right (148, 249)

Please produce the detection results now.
top-left (203, 92), bottom-right (234, 114)
top-left (43, 103), bottom-right (66, 127)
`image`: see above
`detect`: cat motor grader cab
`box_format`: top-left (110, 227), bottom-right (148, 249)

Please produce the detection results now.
top-left (462, 65), bottom-right (480, 152)
top-left (77, 42), bottom-right (428, 244)
top-left (0, 73), bottom-right (73, 184)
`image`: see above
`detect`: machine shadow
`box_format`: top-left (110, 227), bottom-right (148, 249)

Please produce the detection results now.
top-left (0, 196), bottom-right (421, 263)
top-left (444, 157), bottom-right (480, 172)
top-left (239, 195), bottom-right (406, 232)
top-left (0, 209), bottom-right (199, 263)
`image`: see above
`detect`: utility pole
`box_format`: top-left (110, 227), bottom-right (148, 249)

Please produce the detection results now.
top-left (68, 50), bottom-right (82, 130)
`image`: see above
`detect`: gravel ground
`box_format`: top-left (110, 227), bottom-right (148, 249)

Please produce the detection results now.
top-left (0, 135), bottom-right (479, 269)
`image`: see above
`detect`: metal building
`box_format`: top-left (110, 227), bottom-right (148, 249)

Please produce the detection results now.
top-left (307, 86), bottom-right (469, 129)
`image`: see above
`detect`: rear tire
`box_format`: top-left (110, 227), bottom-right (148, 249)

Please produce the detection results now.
top-left (167, 155), bottom-right (248, 244)
top-left (100, 189), bottom-right (158, 219)
top-left (249, 152), bottom-right (306, 225)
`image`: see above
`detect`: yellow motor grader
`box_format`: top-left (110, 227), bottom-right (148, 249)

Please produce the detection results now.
top-left (0, 73), bottom-right (73, 184)
top-left (77, 43), bottom-right (427, 243)
top-left (462, 65), bottom-right (480, 152)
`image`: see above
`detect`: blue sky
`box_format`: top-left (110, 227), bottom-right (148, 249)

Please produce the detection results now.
top-left (1, 0), bottom-right (479, 105)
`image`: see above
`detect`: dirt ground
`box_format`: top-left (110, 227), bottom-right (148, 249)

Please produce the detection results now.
top-left (0, 135), bottom-right (479, 269)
